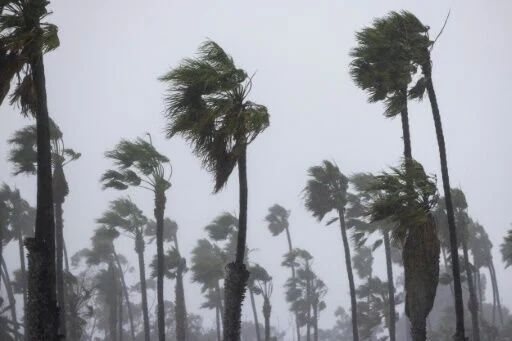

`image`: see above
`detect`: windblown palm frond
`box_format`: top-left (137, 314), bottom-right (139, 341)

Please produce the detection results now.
top-left (265, 204), bottom-right (290, 236)
top-left (150, 248), bottom-right (187, 279)
top-left (501, 229), bottom-right (512, 268)
top-left (96, 197), bottom-right (148, 237)
top-left (190, 239), bottom-right (225, 291)
top-left (204, 212), bottom-right (238, 241)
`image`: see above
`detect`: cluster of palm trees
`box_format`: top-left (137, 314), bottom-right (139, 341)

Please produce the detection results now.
top-left (1, 2), bottom-right (511, 341)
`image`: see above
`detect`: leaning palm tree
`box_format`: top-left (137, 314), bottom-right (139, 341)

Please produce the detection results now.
top-left (8, 118), bottom-right (80, 338)
top-left (247, 263), bottom-right (271, 341)
top-left (101, 134), bottom-right (171, 341)
top-left (1, 2), bottom-right (60, 339)
top-left (160, 40), bottom-right (269, 341)
top-left (303, 160), bottom-right (359, 341)
top-left (97, 197), bottom-right (151, 341)
top-left (362, 159), bottom-right (440, 341)
top-left (264, 204), bottom-right (301, 341)
top-left (502, 228), bottom-right (512, 268)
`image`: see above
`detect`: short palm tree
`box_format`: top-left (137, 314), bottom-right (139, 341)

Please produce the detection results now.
top-left (501, 228), bottom-right (512, 268)
top-left (8, 118), bottom-right (80, 338)
top-left (160, 40), bottom-right (269, 341)
top-left (1, 1), bottom-right (60, 338)
top-left (97, 197), bottom-right (150, 341)
top-left (361, 159), bottom-right (440, 341)
top-left (101, 134), bottom-right (171, 341)
top-left (303, 160), bottom-right (359, 341)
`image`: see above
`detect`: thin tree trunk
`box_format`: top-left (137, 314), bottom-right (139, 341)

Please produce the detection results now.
top-left (285, 227), bottom-right (301, 341)
top-left (306, 262), bottom-right (311, 341)
top-left (26, 5), bottom-right (59, 339)
top-left (383, 231), bottom-right (396, 341)
top-left (489, 259), bottom-right (503, 326)
top-left (113, 251), bottom-right (136, 341)
top-left (338, 210), bottom-right (359, 341)
top-left (108, 262), bottom-right (118, 341)
top-left (462, 236), bottom-right (480, 341)
top-left (118, 286), bottom-right (124, 341)
top-left (1, 258), bottom-right (19, 341)
top-left (224, 149), bottom-right (250, 341)
top-left (63, 241), bottom-right (69, 274)
top-left (154, 190), bottom-right (167, 341)
top-left (400, 105), bottom-right (412, 161)
top-left (249, 290), bottom-right (261, 341)
top-left (173, 237), bottom-right (187, 341)
top-left (263, 297), bottom-right (271, 341)
top-left (55, 201), bottom-right (67, 339)
top-left (215, 281), bottom-right (224, 323)
top-left (136, 235), bottom-right (151, 341)
top-left (215, 305), bottom-right (222, 341)
top-left (441, 246), bottom-right (454, 296)
top-left (16, 226), bottom-right (28, 341)
top-left (475, 269), bottom-right (482, 312)
top-left (423, 62), bottom-right (465, 341)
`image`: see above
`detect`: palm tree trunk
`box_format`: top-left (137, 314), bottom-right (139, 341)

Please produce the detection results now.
top-left (63, 241), bottom-right (69, 274)
top-left (423, 62), bottom-right (465, 341)
top-left (154, 190), bottom-right (167, 341)
top-left (1, 258), bottom-right (19, 341)
top-left (488, 259), bottom-right (503, 326)
top-left (441, 246), bottom-right (454, 296)
top-left (113, 250), bottom-right (136, 341)
top-left (215, 281), bottom-right (224, 322)
top-left (462, 235), bottom-right (480, 341)
top-left (475, 268), bottom-right (482, 312)
top-left (285, 227), bottom-right (301, 341)
top-left (108, 262), bottom-right (118, 341)
top-left (224, 148), bottom-right (250, 341)
top-left (55, 200), bottom-right (67, 339)
top-left (313, 302), bottom-right (318, 341)
top-left (383, 231), bottom-right (396, 341)
top-left (400, 104), bottom-right (412, 160)
top-left (26, 7), bottom-right (58, 339)
top-left (249, 290), bottom-right (261, 341)
top-left (173, 237), bottom-right (187, 341)
top-left (118, 287), bottom-right (124, 341)
top-left (263, 297), bottom-right (271, 341)
top-left (135, 236), bottom-right (151, 341)
top-left (337, 209), bottom-right (359, 341)
top-left (16, 226), bottom-right (28, 341)
top-left (306, 264), bottom-right (311, 341)
top-left (215, 305), bottom-right (222, 341)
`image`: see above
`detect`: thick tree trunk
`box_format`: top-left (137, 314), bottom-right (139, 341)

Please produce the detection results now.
top-left (224, 149), bottom-right (250, 341)
top-left (135, 235), bottom-right (151, 341)
top-left (489, 259), bottom-right (503, 326)
top-left (173, 237), bottom-right (187, 341)
top-left (263, 297), bottom-right (271, 341)
top-left (337, 210), bottom-right (359, 341)
top-left (383, 231), bottom-right (396, 341)
top-left (16, 226), bottom-right (28, 341)
top-left (462, 236), bottom-right (480, 341)
top-left (113, 251), bottom-right (136, 341)
top-left (27, 8), bottom-right (59, 339)
top-left (1, 258), bottom-right (19, 341)
top-left (285, 227), bottom-right (301, 341)
top-left (423, 62), bottom-right (465, 341)
top-left (55, 201), bottom-right (67, 339)
top-left (249, 289), bottom-right (261, 341)
top-left (154, 190), bottom-right (167, 341)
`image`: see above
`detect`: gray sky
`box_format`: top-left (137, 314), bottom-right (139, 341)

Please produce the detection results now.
top-left (1, 0), bottom-right (511, 335)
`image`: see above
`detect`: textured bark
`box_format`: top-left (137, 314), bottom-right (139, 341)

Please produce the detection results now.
top-left (403, 218), bottom-right (440, 341)
top-left (223, 149), bottom-right (250, 341)
top-left (154, 190), bottom-right (167, 341)
top-left (249, 290), bottom-right (261, 341)
top-left (55, 200), bottom-right (66, 339)
top-left (338, 210), bottom-right (359, 341)
top-left (113, 251), bottom-right (136, 341)
top-left (423, 62), bottom-right (465, 341)
top-left (15, 221), bottom-right (28, 341)
top-left (383, 231), bottom-right (396, 341)
top-left (400, 102), bottom-right (412, 161)
top-left (1, 258), bottom-right (19, 341)
top-left (462, 237), bottom-right (480, 341)
top-left (135, 235), bottom-right (151, 341)
top-left (263, 296), bottom-right (271, 341)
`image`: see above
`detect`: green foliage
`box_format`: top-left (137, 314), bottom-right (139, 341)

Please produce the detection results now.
top-left (501, 229), bottom-right (512, 268)
top-left (96, 197), bottom-right (148, 238)
top-left (190, 238), bottom-right (225, 291)
top-left (303, 160), bottom-right (348, 221)
top-left (204, 212), bottom-right (238, 241)
top-left (352, 245), bottom-right (373, 279)
top-left (150, 248), bottom-right (187, 279)
top-left (0, 183), bottom-right (34, 241)
top-left (160, 40), bottom-right (269, 192)
top-left (145, 217), bottom-right (177, 243)
top-left (265, 204), bottom-right (290, 236)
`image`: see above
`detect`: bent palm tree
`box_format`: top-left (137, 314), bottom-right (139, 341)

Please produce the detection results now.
top-left (303, 161), bottom-right (358, 341)
top-left (101, 135), bottom-right (171, 341)
top-left (97, 198), bottom-right (150, 341)
top-left (1, 2), bottom-right (60, 339)
top-left (160, 40), bottom-right (269, 341)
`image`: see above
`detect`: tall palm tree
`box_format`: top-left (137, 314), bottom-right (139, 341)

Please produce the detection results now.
top-left (361, 160), bottom-right (440, 341)
top-left (160, 40), bottom-right (269, 341)
top-left (265, 204), bottom-right (302, 341)
top-left (303, 160), bottom-right (359, 341)
top-left (501, 228), bottom-right (512, 268)
top-left (247, 263), bottom-right (271, 341)
top-left (8, 118), bottom-right (80, 338)
top-left (97, 197), bottom-right (151, 341)
top-left (1, 2), bottom-right (60, 339)
top-left (101, 134), bottom-right (171, 341)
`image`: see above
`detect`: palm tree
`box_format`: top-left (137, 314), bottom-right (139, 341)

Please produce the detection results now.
top-left (160, 40), bottom-right (269, 341)
top-left (361, 160), bottom-right (440, 341)
top-left (247, 263), bottom-right (271, 341)
top-left (97, 197), bottom-right (151, 341)
top-left (303, 160), bottom-right (359, 341)
top-left (1, 2), bottom-right (60, 339)
top-left (501, 228), bottom-right (512, 268)
top-left (264, 204), bottom-right (302, 341)
top-left (101, 134), bottom-right (171, 341)
top-left (8, 118), bottom-right (80, 338)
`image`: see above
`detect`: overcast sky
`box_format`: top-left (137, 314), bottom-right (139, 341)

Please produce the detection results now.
top-left (1, 0), bottom-right (511, 335)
